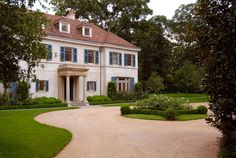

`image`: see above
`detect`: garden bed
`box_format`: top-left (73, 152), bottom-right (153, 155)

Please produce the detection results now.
top-left (120, 94), bottom-right (208, 121)
top-left (124, 114), bottom-right (207, 121)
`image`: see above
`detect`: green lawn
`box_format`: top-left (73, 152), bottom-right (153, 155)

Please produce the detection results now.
top-left (0, 107), bottom-right (76, 158)
top-left (124, 114), bottom-right (207, 121)
top-left (163, 93), bottom-right (209, 103)
top-left (124, 114), bottom-right (166, 120)
top-left (176, 114), bottom-right (208, 121)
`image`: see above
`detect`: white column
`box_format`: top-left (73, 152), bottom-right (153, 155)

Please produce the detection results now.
top-left (83, 76), bottom-right (88, 105)
top-left (66, 75), bottom-right (70, 103)
top-left (83, 76), bottom-right (86, 101)
top-left (77, 76), bottom-right (80, 102)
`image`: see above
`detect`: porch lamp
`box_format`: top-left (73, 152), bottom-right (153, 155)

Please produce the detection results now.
top-left (99, 46), bottom-right (104, 95)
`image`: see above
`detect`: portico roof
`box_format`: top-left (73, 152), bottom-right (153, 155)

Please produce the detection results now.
top-left (58, 64), bottom-right (89, 77)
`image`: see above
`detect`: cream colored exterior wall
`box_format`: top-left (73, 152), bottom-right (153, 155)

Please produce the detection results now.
top-left (28, 36), bottom-right (139, 100)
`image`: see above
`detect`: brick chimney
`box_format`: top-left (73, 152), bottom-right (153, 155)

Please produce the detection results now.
top-left (66, 9), bottom-right (76, 20)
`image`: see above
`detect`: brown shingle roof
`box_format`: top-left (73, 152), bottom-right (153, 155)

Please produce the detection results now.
top-left (44, 13), bottom-right (138, 49)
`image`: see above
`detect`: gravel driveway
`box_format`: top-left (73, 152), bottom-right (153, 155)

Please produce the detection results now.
top-left (35, 106), bottom-right (220, 158)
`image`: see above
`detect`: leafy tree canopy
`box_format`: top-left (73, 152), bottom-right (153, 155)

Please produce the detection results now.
top-left (0, 0), bottom-right (48, 90)
top-left (195, 0), bottom-right (236, 157)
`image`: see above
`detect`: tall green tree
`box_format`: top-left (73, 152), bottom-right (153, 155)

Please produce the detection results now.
top-left (135, 17), bottom-right (173, 85)
top-left (195, 0), bottom-right (236, 157)
top-left (170, 3), bottom-right (200, 70)
top-left (0, 0), bottom-right (48, 94)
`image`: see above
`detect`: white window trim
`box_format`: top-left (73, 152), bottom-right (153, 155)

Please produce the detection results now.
top-left (59, 22), bottom-right (70, 33)
top-left (111, 52), bottom-right (121, 66)
top-left (88, 81), bottom-right (96, 91)
top-left (116, 78), bottom-right (130, 92)
top-left (82, 26), bottom-right (92, 37)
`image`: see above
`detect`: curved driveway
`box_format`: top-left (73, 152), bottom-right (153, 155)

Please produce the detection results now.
top-left (35, 106), bottom-right (220, 158)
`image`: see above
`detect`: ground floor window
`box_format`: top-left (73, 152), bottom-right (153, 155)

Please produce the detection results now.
top-left (116, 77), bottom-right (130, 92)
top-left (87, 81), bottom-right (96, 91)
top-left (36, 80), bottom-right (49, 92)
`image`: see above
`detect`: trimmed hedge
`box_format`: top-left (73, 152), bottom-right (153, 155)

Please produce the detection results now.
top-left (120, 105), bottom-right (208, 118)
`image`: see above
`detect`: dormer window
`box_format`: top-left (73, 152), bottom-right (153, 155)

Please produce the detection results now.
top-left (82, 27), bottom-right (92, 37)
top-left (59, 22), bottom-right (70, 33)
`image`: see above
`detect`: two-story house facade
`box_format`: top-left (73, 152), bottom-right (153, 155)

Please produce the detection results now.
top-left (26, 11), bottom-right (139, 104)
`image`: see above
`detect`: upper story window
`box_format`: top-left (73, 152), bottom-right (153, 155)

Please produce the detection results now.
top-left (84, 49), bottom-right (99, 64)
top-left (82, 27), bottom-right (92, 37)
top-left (59, 22), bottom-right (70, 33)
top-left (109, 52), bottom-right (122, 66)
top-left (124, 54), bottom-right (136, 67)
top-left (41, 44), bottom-right (52, 61)
top-left (60, 46), bottom-right (77, 63)
top-left (65, 47), bottom-right (72, 61)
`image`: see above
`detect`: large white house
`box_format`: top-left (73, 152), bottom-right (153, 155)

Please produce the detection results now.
top-left (19, 11), bottom-right (139, 104)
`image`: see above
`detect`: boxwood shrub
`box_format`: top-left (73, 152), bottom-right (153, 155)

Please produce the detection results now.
top-left (121, 105), bottom-right (131, 114)
top-left (87, 95), bottom-right (111, 102)
top-left (165, 108), bottom-right (176, 120)
top-left (197, 105), bottom-right (208, 114)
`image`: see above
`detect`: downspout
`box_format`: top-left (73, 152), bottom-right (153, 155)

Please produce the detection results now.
top-left (99, 47), bottom-right (104, 95)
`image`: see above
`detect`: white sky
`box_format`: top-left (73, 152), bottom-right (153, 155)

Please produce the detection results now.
top-left (148, 0), bottom-right (197, 19)
top-left (33, 0), bottom-right (197, 19)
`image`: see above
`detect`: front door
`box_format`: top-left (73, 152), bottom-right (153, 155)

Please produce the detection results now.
top-left (70, 77), bottom-right (74, 101)
top-left (64, 77), bottom-right (74, 101)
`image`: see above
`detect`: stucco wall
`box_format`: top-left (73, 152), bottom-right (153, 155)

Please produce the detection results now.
top-left (26, 37), bottom-right (138, 99)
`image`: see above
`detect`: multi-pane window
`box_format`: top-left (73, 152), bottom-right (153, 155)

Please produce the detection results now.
top-left (65, 47), bottom-right (72, 61)
top-left (124, 54), bottom-right (135, 67)
top-left (87, 81), bottom-right (96, 91)
top-left (36, 80), bottom-right (49, 92)
top-left (116, 78), bottom-right (130, 92)
top-left (84, 49), bottom-right (99, 64)
top-left (60, 47), bottom-right (77, 63)
top-left (110, 52), bottom-right (122, 65)
top-left (85, 28), bottom-right (90, 36)
top-left (60, 22), bottom-right (70, 33)
top-left (88, 50), bottom-right (95, 63)
top-left (83, 27), bottom-right (92, 37)
top-left (39, 80), bottom-right (46, 91)
top-left (42, 44), bottom-right (52, 61)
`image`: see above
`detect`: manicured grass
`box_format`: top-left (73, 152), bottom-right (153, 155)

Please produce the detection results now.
top-left (124, 114), bottom-right (166, 120)
top-left (163, 93), bottom-right (209, 103)
top-left (176, 114), bottom-right (208, 121)
top-left (124, 114), bottom-right (207, 121)
top-left (0, 107), bottom-right (76, 158)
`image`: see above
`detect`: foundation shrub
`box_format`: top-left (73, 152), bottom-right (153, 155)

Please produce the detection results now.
top-left (31, 97), bottom-right (62, 105)
top-left (87, 95), bottom-right (111, 102)
top-left (115, 91), bottom-right (135, 100)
